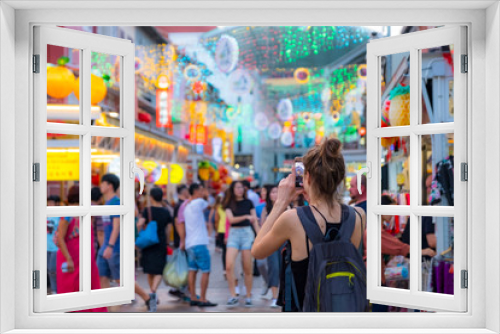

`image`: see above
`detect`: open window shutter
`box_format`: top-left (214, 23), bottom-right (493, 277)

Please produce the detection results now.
top-left (366, 26), bottom-right (467, 312)
top-left (33, 26), bottom-right (136, 312)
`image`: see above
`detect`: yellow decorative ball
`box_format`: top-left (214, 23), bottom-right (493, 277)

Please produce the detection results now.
top-left (198, 168), bottom-right (210, 181)
top-left (389, 93), bottom-right (410, 126)
top-left (73, 74), bottom-right (108, 105)
top-left (47, 66), bottom-right (75, 99)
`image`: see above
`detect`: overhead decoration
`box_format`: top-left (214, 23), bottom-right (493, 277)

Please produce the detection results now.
top-left (381, 99), bottom-right (391, 127)
top-left (388, 85), bottom-right (410, 127)
top-left (47, 57), bottom-right (75, 99)
top-left (268, 122), bottom-right (282, 140)
top-left (254, 112), bottom-right (269, 131)
top-left (294, 67), bottom-right (310, 84)
top-left (215, 34), bottom-right (239, 73)
top-left (192, 81), bottom-right (206, 95)
top-left (73, 74), bottom-right (107, 105)
top-left (277, 98), bottom-right (293, 121)
top-left (156, 74), bottom-right (169, 89)
top-left (138, 111), bottom-right (152, 124)
top-left (229, 69), bottom-right (253, 95)
top-left (91, 52), bottom-right (117, 87)
top-left (183, 64), bottom-right (201, 81)
top-left (136, 43), bottom-right (177, 91)
top-left (280, 131), bottom-right (293, 147)
top-left (156, 88), bottom-right (171, 128)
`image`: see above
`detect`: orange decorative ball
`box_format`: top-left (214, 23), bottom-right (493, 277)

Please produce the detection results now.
top-left (74, 74), bottom-right (108, 105)
top-left (47, 66), bottom-right (75, 99)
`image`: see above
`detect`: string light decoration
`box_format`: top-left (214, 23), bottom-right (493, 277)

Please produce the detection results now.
top-left (136, 43), bottom-right (177, 91)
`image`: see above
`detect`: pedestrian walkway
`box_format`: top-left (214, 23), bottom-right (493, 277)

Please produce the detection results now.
top-left (111, 237), bottom-right (281, 313)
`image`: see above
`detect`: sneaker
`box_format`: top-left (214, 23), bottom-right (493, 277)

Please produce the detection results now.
top-left (198, 300), bottom-right (217, 307)
top-left (227, 297), bottom-right (239, 306)
top-left (245, 298), bottom-right (253, 307)
top-left (145, 297), bottom-right (151, 311)
top-left (149, 293), bottom-right (157, 312)
top-left (168, 289), bottom-right (183, 298)
top-left (235, 286), bottom-right (240, 296)
top-left (190, 300), bottom-right (201, 306)
top-left (270, 299), bottom-right (279, 308)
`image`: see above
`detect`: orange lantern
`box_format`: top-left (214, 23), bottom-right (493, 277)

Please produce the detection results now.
top-left (73, 74), bottom-right (107, 105)
top-left (47, 58), bottom-right (75, 99)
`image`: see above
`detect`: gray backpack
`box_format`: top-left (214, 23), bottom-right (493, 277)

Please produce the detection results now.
top-left (297, 205), bottom-right (368, 312)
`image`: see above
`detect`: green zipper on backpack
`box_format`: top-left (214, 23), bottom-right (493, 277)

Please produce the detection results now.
top-left (317, 272), bottom-right (355, 311)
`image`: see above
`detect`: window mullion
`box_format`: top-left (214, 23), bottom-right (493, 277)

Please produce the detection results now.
top-left (409, 46), bottom-right (420, 295)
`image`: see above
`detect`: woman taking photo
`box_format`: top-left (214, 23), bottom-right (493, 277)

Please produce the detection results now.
top-left (252, 138), bottom-right (366, 312)
top-left (259, 184), bottom-right (281, 308)
top-left (224, 181), bottom-right (260, 307)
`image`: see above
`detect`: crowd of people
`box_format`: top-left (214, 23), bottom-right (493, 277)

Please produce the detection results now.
top-left (46, 137), bottom-right (438, 313)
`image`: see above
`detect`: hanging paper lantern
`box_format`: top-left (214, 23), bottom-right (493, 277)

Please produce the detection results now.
top-left (254, 112), bottom-right (269, 131)
top-left (280, 132), bottom-right (293, 147)
top-left (294, 67), bottom-right (310, 84)
top-left (359, 127), bottom-right (367, 136)
top-left (388, 85), bottom-right (410, 126)
top-left (215, 35), bottom-right (239, 73)
top-left (138, 111), bottom-right (152, 124)
top-left (74, 74), bottom-right (107, 105)
top-left (47, 57), bottom-right (75, 99)
top-left (268, 122), bottom-right (282, 139)
top-left (277, 99), bottom-right (293, 121)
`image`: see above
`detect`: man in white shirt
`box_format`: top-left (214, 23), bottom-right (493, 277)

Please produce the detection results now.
top-left (184, 183), bottom-right (217, 307)
top-left (242, 180), bottom-right (260, 208)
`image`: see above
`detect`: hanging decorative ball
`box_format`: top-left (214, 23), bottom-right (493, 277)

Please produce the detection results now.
top-left (268, 122), bottom-right (282, 140)
top-left (198, 168), bottom-right (210, 181)
top-left (388, 85), bottom-right (410, 126)
top-left (47, 57), bottom-right (75, 99)
top-left (280, 132), bottom-right (293, 147)
top-left (192, 81), bottom-right (205, 94)
top-left (277, 99), bottom-right (293, 121)
top-left (359, 127), bottom-right (367, 136)
top-left (215, 35), bottom-right (239, 73)
top-left (254, 112), bottom-right (269, 131)
top-left (229, 69), bottom-right (253, 95)
top-left (294, 67), bottom-right (310, 84)
top-left (74, 74), bottom-right (107, 105)
top-left (156, 74), bottom-right (169, 89)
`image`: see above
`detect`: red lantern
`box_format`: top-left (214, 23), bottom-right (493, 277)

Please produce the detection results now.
top-left (138, 111), bottom-right (152, 123)
top-left (359, 127), bottom-right (367, 137)
top-left (192, 81), bottom-right (205, 94)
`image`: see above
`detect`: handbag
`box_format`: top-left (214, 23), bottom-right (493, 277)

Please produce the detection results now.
top-left (135, 198), bottom-right (159, 249)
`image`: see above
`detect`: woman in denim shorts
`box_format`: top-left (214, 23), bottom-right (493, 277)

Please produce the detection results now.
top-left (224, 181), bottom-right (260, 307)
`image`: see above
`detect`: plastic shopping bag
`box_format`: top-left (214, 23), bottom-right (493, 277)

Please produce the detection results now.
top-left (163, 249), bottom-right (188, 288)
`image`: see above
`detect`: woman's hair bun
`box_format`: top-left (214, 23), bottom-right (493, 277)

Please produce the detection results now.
top-left (320, 137), bottom-right (342, 161)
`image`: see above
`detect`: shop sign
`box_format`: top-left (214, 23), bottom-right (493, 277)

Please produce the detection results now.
top-left (47, 152), bottom-right (79, 181)
top-left (212, 137), bottom-right (223, 163)
top-left (156, 89), bottom-right (171, 128)
top-left (189, 124), bottom-right (208, 145)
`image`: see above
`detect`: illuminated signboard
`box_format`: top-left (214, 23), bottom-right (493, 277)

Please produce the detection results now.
top-left (156, 89), bottom-right (171, 128)
top-left (47, 152), bottom-right (79, 181)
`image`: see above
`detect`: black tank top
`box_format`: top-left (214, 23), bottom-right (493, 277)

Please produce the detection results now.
top-left (283, 204), bottom-right (362, 312)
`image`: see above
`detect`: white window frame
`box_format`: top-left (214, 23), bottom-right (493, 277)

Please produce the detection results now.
top-left (366, 26), bottom-right (467, 312)
top-left (1, 1), bottom-right (498, 333)
top-left (33, 26), bottom-right (137, 312)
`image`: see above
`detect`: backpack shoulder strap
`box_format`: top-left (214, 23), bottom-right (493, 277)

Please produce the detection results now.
top-left (337, 205), bottom-right (357, 242)
top-left (296, 206), bottom-right (324, 245)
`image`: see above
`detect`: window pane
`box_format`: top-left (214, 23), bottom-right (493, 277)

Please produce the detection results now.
top-left (47, 134), bottom-right (80, 205)
top-left (380, 52), bottom-right (410, 128)
top-left (47, 45), bottom-right (81, 124)
top-left (91, 52), bottom-right (120, 128)
top-left (91, 136), bottom-right (121, 205)
top-left (46, 216), bottom-right (81, 295)
top-left (379, 214), bottom-right (410, 291)
top-left (380, 136), bottom-right (410, 205)
top-left (420, 216), bottom-right (453, 295)
top-left (420, 45), bottom-right (454, 124)
top-left (92, 215), bottom-right (122, 290)
top-left (421, 134), bottom-right (454, 206)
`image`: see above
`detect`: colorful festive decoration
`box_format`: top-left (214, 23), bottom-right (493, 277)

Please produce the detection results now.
top-left (294, 67), bottom-right (310, 84)
top-left (136, 43), bottom-right (176, 91)
top-left (183, 64), bottom-right (201, 81)
top-left (382, 99), bottom-right (391, 127)
top-left (215, 35), bottom-right (239, 73)
top-left (268, 122), bottom-right (282, 139)
top-left (229, 69), bottom-right (253, 95)
top-left (192, 81), bottom-right (206, 95)
top-left (169, 164), bottom-right (185, 184)
top-left (198, 161), bottom-right (211, 181)
top-left (359, 127), bottom-right (366, 136)
top-left (254, 112), bottom-right (269, 131)
top-left (47, 57), bottom-right (75, 99)
top-left (73, 74), bottom-right (107, 105)
top-left (156, 89), bottom-right (171, 128)
top-left (280, 131), bottom-right (293, 146)
top-left (138, 111), bottom-right (152, 123)
top-left (277, 99), bottom-right (293, 121)
top-left (389, 85), bottom-right (410, 126)
top-left (156, 75), bottom-right (169, 89)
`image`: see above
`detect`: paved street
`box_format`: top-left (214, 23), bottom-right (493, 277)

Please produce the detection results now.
top-left (110, 238), bottom-right (282, 313)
